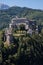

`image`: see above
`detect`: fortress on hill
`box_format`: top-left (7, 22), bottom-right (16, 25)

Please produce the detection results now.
top-left (4, 17), bottom-right (41, 45)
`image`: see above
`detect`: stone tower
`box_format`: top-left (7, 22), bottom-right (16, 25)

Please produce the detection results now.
top-left (5, 28), bottom-right (13, 46)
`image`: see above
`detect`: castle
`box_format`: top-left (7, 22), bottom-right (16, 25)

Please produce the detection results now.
top-left (4, 17), bottom-right (38, 45)
top-left (9, 17), bottom-right (36, 30)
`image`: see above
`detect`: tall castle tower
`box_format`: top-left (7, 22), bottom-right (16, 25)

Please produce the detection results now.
top-left (4, 20), bottom-right (14, 45)
top-left (4, 28), bottom-right (12, 46)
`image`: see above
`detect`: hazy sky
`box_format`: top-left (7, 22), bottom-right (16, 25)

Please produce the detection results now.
top-left (0, 0), bottom-right (43, 10)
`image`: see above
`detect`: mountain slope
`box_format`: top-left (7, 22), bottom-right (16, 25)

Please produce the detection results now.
top-left (0, 3), bottom-right (9, 10)
top-left (0, 6), bottom-right (43, 29)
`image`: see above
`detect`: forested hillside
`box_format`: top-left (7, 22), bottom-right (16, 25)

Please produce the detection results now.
top-left (0, 6), bottom-right (43, 29)
top-left (0, 32), bottom-right (43, 65)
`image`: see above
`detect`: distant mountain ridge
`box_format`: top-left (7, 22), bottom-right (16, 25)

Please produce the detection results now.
top-left (0, 3), bottom-right (9, 10)
top-left (0, 5), bottom-right (43, 30)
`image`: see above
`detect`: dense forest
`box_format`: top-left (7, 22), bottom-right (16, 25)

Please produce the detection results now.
top-left (0, 6), bottom-right (43, 29)
top-left (0, 32), bottom-right (43, 65)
